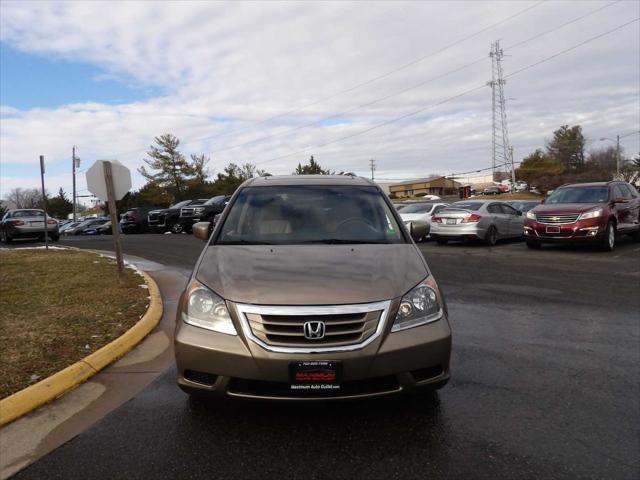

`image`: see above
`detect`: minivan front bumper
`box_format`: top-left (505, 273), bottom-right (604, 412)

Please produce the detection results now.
top-left (174, 298), bottom-right (451, 400)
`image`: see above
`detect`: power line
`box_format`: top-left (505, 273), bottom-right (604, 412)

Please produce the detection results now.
top-left (204, 0), bottom-right (620, 156)
top-left (619, 130), bottom-right (640, 139)
top-left (252, 18), bottom-right (639, 167)
top-left (184, 1), bottom-right (545, 146)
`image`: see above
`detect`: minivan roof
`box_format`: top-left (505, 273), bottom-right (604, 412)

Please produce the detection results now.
top-left (242, 175), bottom-right (374, 187)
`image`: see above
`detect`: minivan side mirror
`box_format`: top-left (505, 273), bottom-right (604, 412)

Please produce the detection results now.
top-left (516, 210), bottom-right (523, 216)
top-left (193, 222), bottom-right (211, 242)
top-left (408, 222), bottom-right (421, 242)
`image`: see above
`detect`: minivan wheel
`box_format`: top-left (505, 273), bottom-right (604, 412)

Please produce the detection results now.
top-left (484, 226), bottom-right (498, 246)
top-left (526, 240), bottom-right (541, 249)
top-left (600, 221), bottom-right (615, 252)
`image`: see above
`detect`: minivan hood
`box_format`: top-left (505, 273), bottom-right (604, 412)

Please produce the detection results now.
top-left (196, 244), bottom-right (428, 305)
top-left (533, 203), bottom-right (604, 214)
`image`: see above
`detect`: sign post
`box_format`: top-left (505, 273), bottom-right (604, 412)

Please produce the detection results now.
top-left (86, 160), bottom-right (132, 287)
top-left (39, 155), bottom-right (48, 251)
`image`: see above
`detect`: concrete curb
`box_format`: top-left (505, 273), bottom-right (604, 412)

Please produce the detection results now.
top-left (0, 270), bottom-right (163, 427)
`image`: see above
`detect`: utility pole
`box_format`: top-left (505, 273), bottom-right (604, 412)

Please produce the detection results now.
top-left (616, 135), bottom-right (620, 176)
top-left (369, 158), bottom-right (376, 181)
top-left (487, 41), bottom-right (513, 184)
top-left (72, 146), bottom-right (79, 221)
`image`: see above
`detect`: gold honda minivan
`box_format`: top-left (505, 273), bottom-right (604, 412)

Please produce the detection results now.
top-left (174, 175), bottom-right (451, 400)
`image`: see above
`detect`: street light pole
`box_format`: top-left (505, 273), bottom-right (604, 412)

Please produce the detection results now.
top-left (616, 134), bottom-right (620, 176)
top-left (72, 146), bottom-right (77, 221)
top-left (600, 136), bottom-right (621, 178)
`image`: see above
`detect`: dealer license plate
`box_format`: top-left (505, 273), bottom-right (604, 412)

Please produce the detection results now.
top-left (546, 226), bottom-right (560, 234)
top-left (289, 361), bottom-right (342, 392)
top-left (446, 218), bottom-right (457, 225)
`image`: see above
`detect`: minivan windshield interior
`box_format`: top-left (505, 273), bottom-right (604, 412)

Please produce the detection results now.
top-left (217, 186), bottom-right (405, 245)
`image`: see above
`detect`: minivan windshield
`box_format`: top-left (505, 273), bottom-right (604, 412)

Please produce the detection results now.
top-left (217, 185), bottom-right (405, 245)
top-left (546, 186), bottom-right (608, 204)
top-left (400, 203), bottom-right (434, 214)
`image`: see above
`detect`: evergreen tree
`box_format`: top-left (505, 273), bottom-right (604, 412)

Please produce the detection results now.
top-left (138, 134), bottom-right (195, 201)
top-left (546, 125), bottom-right (586, 172)
top-left (294, 155), bottom-right (332, 175)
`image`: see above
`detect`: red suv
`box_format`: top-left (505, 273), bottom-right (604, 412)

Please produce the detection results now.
top-left (524, 181), bottom-right (640, 251)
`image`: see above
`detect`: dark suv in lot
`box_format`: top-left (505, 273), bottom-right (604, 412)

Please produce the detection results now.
top-left (147, 199), bottom-right (207, 233)
top-left (524, 181), bottom-right (640, 251)
top-left (176, 195), bottom-right (230, 233)
top-left (119, 207), bottom-right (160, 234)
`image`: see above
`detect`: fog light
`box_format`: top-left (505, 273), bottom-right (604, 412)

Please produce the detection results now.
top-left (579, 226), bottom-right (599, 237)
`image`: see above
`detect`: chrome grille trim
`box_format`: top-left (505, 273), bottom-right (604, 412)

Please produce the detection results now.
top-left (535, 213), bottom-right (580, 225)
top-left (235, 301), bottom-right (392, 353)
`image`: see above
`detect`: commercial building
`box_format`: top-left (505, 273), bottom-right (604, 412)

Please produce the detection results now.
top-left (388, 176), bottom-right (462, 198)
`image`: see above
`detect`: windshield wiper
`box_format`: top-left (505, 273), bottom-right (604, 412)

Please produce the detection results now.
top-left (299, 239), bottom-right (391, 244)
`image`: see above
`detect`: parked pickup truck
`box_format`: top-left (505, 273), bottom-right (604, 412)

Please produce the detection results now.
top-left (175, 195), bottom-right (230, 233)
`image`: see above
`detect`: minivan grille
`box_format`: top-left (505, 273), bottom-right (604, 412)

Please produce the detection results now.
top-left (236, 301), bottom-right (391, 352)
top-left (536, 213), bottom-right (580, 224)
top-left (246, 311), bottom-right (380, 347)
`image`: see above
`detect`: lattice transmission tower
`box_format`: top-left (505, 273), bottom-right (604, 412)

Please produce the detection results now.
top-left (487, 41), bottom-right (514, 185)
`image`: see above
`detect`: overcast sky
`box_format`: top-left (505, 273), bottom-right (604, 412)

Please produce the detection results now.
top-left (1, 0), bottom-right (639, 199)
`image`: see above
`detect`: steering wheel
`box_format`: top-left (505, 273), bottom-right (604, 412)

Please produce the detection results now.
top-left (335, 217), bottom-right (375, 231)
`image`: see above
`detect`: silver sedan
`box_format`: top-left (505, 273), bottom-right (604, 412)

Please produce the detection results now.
top-left (430, 201), bottom-right (524, 246)
top-left (399, 202), bottom-right (449, 241)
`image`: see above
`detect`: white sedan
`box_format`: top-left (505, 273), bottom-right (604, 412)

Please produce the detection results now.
top-left (399, 202), bottom-right (449, 241)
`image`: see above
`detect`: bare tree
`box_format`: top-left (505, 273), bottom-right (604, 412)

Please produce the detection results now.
top-left (190, 153), bottom-right (211, 183)
top-left (3, 188), bottom-right (43, 209)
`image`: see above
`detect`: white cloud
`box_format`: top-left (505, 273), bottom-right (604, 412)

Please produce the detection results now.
top-left (1, 0), bottom-right (639, 197)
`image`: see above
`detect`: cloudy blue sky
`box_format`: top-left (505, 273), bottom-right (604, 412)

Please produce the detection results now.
top-left (1, 0), bottom-right (638, 199)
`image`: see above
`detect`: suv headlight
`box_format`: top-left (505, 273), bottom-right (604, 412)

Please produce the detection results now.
top-left (193, 207), bottom-right (205, 215)
top-left (391, 276), bottom-right (443, 332)
top-left (578, 208), bottom-right (603, 220)
top-left (525, 211), bottom-right (536, 220)
top-left (182, 281), bottom-right (236, 335)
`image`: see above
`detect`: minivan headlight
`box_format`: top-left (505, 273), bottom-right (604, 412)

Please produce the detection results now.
top-left (182, 281), bottom-right (237, 335)
top-left (525, 211), bottom-right (536, 220)
top-left (578, 208), bottom-right (603, 220)
top-left (392, 277), bottom-right (443, 332)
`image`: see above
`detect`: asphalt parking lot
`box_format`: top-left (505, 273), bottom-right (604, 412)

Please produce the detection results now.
top-left (7, 234), bottom-right (640, 479)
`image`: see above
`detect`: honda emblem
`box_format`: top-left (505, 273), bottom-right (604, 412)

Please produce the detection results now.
top-left (303, 321), bottom-right (326, 340)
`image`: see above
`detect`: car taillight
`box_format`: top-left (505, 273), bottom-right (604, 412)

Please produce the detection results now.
top-left (431, 215), bottom-right (442, 223)
top-left (47, 219), bottom-right (57, 225)
top-left (10, 220), bottom-right (25, 226)
top-left (461, 214), bottom-right (482, 223)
